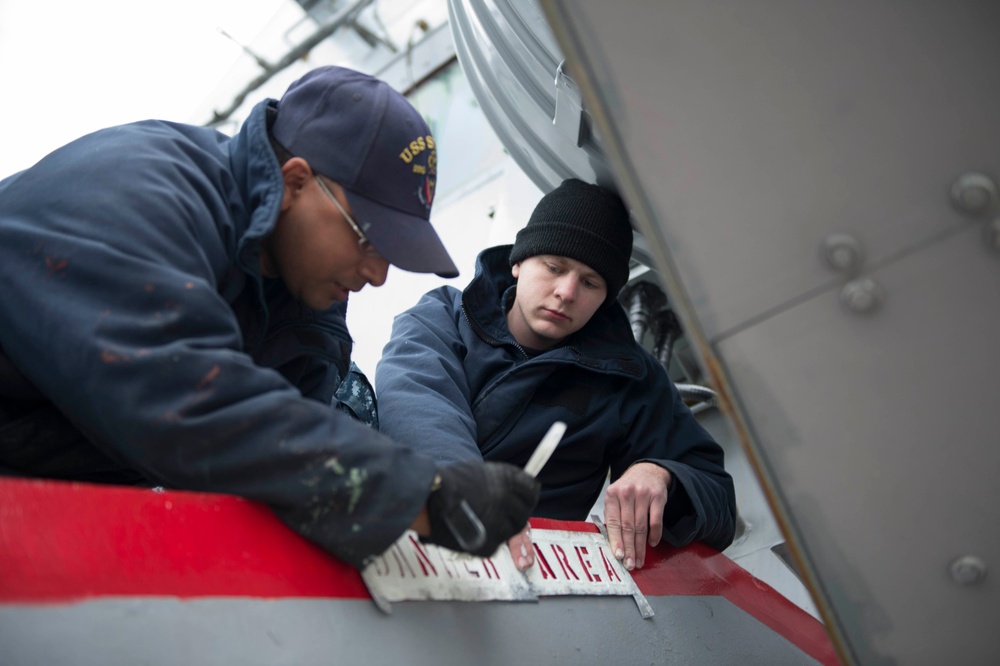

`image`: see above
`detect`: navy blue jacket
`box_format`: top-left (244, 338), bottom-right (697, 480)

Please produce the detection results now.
top-left (376, 246), bottom-right (736, 551)
top-left (0, 100), bottom-right (436, 568)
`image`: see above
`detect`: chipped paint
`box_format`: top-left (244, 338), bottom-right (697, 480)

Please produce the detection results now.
top-left (196, 365), bottom-right (221, 389)
top-left (101, 349), bottom-right (128, 364)
top-left (45, 255), bottom-right (69, 275)
top-left (345, 467), bottom-right (367, 513)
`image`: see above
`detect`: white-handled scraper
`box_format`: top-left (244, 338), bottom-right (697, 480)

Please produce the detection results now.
top-left (523, 421), bottom-right (567, 477)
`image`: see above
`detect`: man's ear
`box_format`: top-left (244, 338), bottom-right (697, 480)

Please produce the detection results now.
top-left (278, 157), bottom-right (313, 212)
top-left (511, 262), bottom-right (521, 279)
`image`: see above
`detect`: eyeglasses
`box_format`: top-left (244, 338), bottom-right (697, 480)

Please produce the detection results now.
top-left (315, 176), bottom-right (379, 257)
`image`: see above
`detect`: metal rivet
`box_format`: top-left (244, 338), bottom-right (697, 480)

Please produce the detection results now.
top-left (951, 173), bottom-right (997, 216)
top-left (840, 278), bottom-right (881, 314)
top-left (821, 234), bottom-right (863, 273)
top-left (950, 556), bottom-right (987, 586)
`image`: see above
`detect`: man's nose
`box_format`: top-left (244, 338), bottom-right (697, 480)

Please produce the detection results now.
top-left (361, 256), bottom-right (389, 287)
top-left (555, 276), bottom-right (578, 301)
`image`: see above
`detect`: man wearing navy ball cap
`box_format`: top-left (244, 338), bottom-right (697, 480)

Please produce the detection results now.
top-left (270, 66), bottom-right (458, 281)
top-left (0, 65), bottom-right (538, 568)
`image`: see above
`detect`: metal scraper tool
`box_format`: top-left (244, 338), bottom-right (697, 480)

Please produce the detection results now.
top-left (523, 421), bottom-right (566, 477)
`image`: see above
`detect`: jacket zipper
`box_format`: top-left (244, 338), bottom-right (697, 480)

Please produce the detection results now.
top-left (461, 301), bottom-right (529, 361)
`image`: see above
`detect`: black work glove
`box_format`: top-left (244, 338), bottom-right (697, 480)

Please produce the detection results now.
top-left (423, 460), bottom-right (541, 557)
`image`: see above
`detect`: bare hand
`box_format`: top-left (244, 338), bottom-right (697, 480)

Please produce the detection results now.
top-left (507, 523), bottom-right (534, 571)
top-left (603, 462), bottom-right (672, 570)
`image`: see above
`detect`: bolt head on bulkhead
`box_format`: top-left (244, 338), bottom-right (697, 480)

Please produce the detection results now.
top-left (821, 234), bottom-right (864, 273)
top-left (949, 556), bottom-right (988, 586)
top-left (951, 173), bottom-right (997, 216)
top-left (840, 278), bottom-right (882, 314)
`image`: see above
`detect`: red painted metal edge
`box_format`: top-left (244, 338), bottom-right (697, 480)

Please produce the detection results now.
top-left (531, 517), bottom-right (838, 665)
top-left (0, 477), bottom-right (370, 601)
top-left (0, 478), bottom-right (837, 665)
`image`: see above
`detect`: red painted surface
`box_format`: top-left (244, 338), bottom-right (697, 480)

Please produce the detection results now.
top-left (0, 479), bottom-right (838, 665)
top-left (0, 478), bottom-right (369, 601)
top-left (531, 518), bottom-right (838, 665)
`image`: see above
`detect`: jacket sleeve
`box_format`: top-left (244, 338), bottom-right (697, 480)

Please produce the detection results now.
top-left (0, 130), bottom-right (436, 568)
top-left (375, 289), bottom-right (485, 465)
top-left (611, 360), bottom-right (737, 551)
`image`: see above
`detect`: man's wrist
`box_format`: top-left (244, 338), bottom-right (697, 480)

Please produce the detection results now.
top-left (410, 505), bottom-right (431, 536)
top-left (409, 473), bottom-right (442, 537)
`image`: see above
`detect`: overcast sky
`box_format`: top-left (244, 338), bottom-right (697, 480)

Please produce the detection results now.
top-left (0, 0), bottom-right (285, 179)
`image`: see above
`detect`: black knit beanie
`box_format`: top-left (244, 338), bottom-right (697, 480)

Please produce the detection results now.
top-left (510, 178), bottom-right (633, 307)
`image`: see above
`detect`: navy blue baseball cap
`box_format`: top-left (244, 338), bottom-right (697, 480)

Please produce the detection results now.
top-left (272, 66), bottom-right (458, 278)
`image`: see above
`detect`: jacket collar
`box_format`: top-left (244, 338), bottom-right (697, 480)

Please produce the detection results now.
top-left (228, 99), bottom-right (287, 278)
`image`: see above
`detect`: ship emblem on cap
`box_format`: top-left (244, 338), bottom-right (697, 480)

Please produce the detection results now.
top-left (418, 175), bottom-right (436, 210)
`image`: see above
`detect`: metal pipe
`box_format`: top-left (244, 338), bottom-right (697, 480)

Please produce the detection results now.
top-left (618, 281), bottom-right (665, 343)
top-left (652, 308), bottom-right (681, 372)
top-left (206, 0), bottom-right (375, 127)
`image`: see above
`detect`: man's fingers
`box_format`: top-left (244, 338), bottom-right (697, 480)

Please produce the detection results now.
top-left (648, 490), bottom-right (666, 549)
top-left (507, 523), bottom-right (534, 571)
top-left (633, 499), bottom-right (650, 569)
top-left (619, 492), bottom-right (637, 571)
top-left (603, 494), bottom-right (625, 562)
top-left (605, 485), bottom-right (638, 570)
top-left (521, 525), bottom-right (534, 568)
top-left (605, 463), bottom-right (673, 569)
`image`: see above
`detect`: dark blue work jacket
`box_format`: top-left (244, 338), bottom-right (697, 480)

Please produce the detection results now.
top-left (376, 246), bottom-right (736, 551)
top-left (0, 100), bottom-right (436, 567)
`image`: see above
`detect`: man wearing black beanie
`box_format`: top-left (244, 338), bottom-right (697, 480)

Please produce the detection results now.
top-left (508, 178), bottom-right (633, 309)
top-left (377, 178), bottom-right (736, 572)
